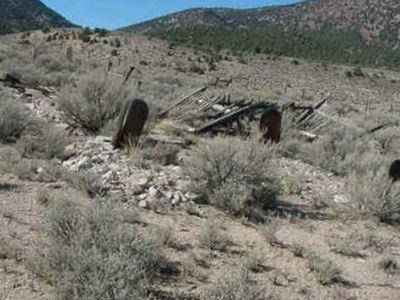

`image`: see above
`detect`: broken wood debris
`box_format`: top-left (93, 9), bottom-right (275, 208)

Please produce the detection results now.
top-left (158, 86), bottom-right (209, 117)
top-left (156, 85), bottom-right (390, 143)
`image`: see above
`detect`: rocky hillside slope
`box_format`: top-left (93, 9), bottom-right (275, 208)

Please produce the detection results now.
top-left (126, 0), bottom-right (400, 69)
top-left (128, 0), bottom-right (400, 48)
top-left (0, 0), bottom-right (74, 35)
top-left (0, 28), bottom-right (400, 299)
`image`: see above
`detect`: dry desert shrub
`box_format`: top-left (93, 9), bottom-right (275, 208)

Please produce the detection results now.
top-left (372, 126), bottom-right (400, 157)
top-left (17, 122), bottom-right (70, 160)
top-left (306, 252), bottom-right (344, 285)
top-left (329, 229), bottom-right (396, 257)
top-left (281, 119), bottom-right (391, 178)
top-left (58, 71), bottom-right (133, 134)
top-left (0, 157), bottom-right (63, 183)
top-left (205, 271), bottom-right (271, 300)
top-left (143, 142), bottom-right (181, 166)
top-left (198, 219), bottom-right (231, 252)
top-left (41, 198), bottom-right (167, 300)
top-left (297, 128), bottom-right (379, 176)
top-left (379, 254), bottom-right (400, 276)
top-left (341, 168), bottom-right (400, 224)
top-left (0, 93), bottom-right (31, 143)
top-left (184, 135), bottom-right (282, 221)
top-left (62, 170), bottom-right (107, 198)
top-left (242, 251), bottom-right (268, 273)
top-left (0, 43), bottom-right (79, 87)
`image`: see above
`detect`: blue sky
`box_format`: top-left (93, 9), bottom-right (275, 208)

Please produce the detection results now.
top-left (42, 0), bottom-right (302, 30)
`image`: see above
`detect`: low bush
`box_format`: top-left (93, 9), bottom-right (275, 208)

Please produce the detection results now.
top-left (43, 198), bottom-right (166, 299)
top-left (58, 71), bottom-right (132, 134)
top-left (379, 254), bottom-right (399, 276)
top-left (199, 219), bottom-right (231, 252)
top-left (0, 94), bottom-right (31, 143)
top-left (242, 251), bottom-right (268, 273)
top-left (1, 44), bottom-right (79, 88)
top-left (298, 128), bottom-right (380, 176)
top-left (206, 271), bottom-right (269, 300)
top-left (63, 170), bottom-right (107, 198)
top-left (342, 169), bottom-right (400, 225)
top-left (144, 142), bottom-right (180, 165)
top-left (329, 229), bottom-right (396, 257)
top-left (184, 136), bottom-right (281, 221)
top-left (17, 123), bottom-right (70, 160)
top-left (306, 252), bottom-right (344, 285)
top-left (0, 158), bottom-right (63, 183)
top-left (329, 231), bottom-right (366, 258)
top-left (189, 63), bottom-right (205, 74)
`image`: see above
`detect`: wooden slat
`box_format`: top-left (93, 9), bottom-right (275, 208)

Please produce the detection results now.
top-left (158, 86), bottom-right (207, 117)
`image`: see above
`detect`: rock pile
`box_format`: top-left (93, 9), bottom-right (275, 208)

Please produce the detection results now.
top-left (63, 136), bottom-right (198, 207)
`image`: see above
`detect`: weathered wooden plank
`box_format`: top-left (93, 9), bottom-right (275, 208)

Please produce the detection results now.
top-left (158, 86), bottom-right (208, 117)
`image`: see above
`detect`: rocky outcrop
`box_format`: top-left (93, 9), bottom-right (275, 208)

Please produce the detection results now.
top-left (63, 136), bottom-right (199, 208)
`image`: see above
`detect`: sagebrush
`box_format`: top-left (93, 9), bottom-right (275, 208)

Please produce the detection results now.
top-left (42, 197), bottom-right (166, 300)
top-left (184, 135), bottom-right (281, 221)
top-left (58, 71), bottom-right (132, 133)
top-left (0, 93), bottom-right (31, 143)
top-left (342, 168), bottom-right (400, 224)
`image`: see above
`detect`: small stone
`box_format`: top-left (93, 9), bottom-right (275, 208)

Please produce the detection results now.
top-left (138, 200), bottom-right (147, 208)
top-left (76, 156), bottom-right (91, 170)
top-left (171, 193), bottom-right (181, 205)
top-left (135, 176), bottom-right (150, 187)
top-left (64, 143), bottom-right (78, 157)
top-left (137, 193), bottom-right (147, 200)
top-left (185, 192), bottom-right (202, 202)
top-left (148, 186), bottom-right (158, 198)
top-left (164, 190), bottom-right (173, 199)
top-left (270, 271), bottom-right (290, 287)
top-left (108, 163), bottom-right (120, 171)
top-left (333, 195), bottom-right (348, 204)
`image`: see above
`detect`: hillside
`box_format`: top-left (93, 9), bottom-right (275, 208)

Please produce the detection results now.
top-left (0, 27), bottom-right (400, 299)
top-left (0, 0), bottom-right (74, 35)
top-left (126, 0), bottom-right (400, 69)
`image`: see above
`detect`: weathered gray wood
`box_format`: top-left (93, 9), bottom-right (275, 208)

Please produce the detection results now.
top-left (194, 96), bottom-right (223, 113)
top-left (158, 86), bottom-right (208, 117)
top-left (195, 103), bottom-right (273, 134)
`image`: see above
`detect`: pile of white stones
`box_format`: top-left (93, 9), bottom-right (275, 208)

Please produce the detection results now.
top-left (62, 136), bottom-right (199, 208)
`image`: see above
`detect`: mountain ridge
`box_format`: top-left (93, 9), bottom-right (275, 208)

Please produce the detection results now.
top-left (0, 0), bottom-right (75, 35)
top-left (123, 2), bottom-right (304, 33)
top-left (123, 0), bottom-right (400, 69)
top-left (125, 0), bottom-right (400, 49)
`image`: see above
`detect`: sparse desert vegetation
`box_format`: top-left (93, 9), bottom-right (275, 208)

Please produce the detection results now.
top-left (0, 22), bottom-right (400, 300)
top-left (184, 135), bottom-right (281, 221)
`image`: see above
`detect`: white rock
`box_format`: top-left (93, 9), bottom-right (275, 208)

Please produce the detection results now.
top-left (138, 200), bottom-right (148, 208)
top-left (135, 176), bottom-right (150, 187)
top-left (148, 186), bottom-right (159, 198)
top-left (164, 190), bottom-right (173, 199)
top-left (185, 192), bottom-right (201, 202)
top-left (76, 156), bottom-right (91, 170)
top-left (171, 192), bottom-right (182, 205)
top-left (333, 194), bottom-right (349, 204)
